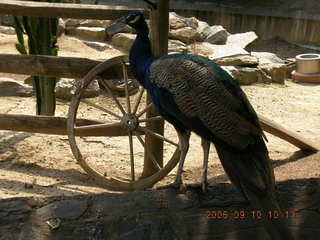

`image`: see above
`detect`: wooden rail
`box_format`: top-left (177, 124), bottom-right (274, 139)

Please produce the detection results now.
top-left (0, 1), bottom-right (146, 20)
top-left (0, 54), bottom-right (120, 79)
top-left (258, 115), bottom-right (319, 152)
top-left (0, 114), bottom-right (144, 137)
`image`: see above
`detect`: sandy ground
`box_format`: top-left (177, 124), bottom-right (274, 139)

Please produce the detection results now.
top-left (0, 33), bottom-right (319, 199)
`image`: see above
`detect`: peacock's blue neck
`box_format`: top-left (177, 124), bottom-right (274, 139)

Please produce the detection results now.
top-left (129, 27), bottom-right (156, 88)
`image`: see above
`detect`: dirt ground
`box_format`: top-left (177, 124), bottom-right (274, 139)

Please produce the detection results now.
top-left (0, 33), bottom-right (319, 199)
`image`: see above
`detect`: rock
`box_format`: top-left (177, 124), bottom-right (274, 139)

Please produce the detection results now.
top-left (227, 31), bottom-right (258, 52)
top-left (65, 19), bottom-right (84, 28)
top-left (66, 26), bottom-right (106, 42)
top-left (111, 33), bottom-right (135, 51)
top-left (251, 52), bottom-right (285, 64)
top-left (168, 39), bottom-right (187, 53)
top-left (169, 12), bottom-right (198, 30)
top-left (214, 54), bottom-right (258, 66)
top-left (204, 25), bottom-right (228, 44)
top-left (259, 63), bottom-right (287, 84)
top-left (187, 42), bottom-right (215, 57)
top-left (0, 78), bottom-right (33, 97)
top-left (0, 26), bottom-right (15, 35)
top-left (36, 199), bottom-right (88, 221)
top-left (105, 24), bottom-right (135, 40)
top-left (58, 18), bottom-right (65, 37)
top-left (24, 76), bottom-right (33, 85)
top-left (82, 41), bottom-right (112, 51)
top-left (223, 66), bottom-right (263, 85)
top-left (55, 78), bottom-right (100, 100)
top-left (169, 27), bottom-right (202, 44)
top-left (196, 20), bottom-right (211, 40)
top-left (251, 52), bottom-right (288, 83)
top-left (209, 44), bottom-right (249, 60)
top-left (79, 19), bottom-right (112, 28)
top-left (0, 15), bottom-right (14, 26)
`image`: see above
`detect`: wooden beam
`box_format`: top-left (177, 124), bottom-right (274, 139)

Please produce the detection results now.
top-left (0, 114), bottom-right (143, 137)
top-left (0, 54), bottom-right (123, 79)
top-left (259, 115), bottom-right (319, 152)
top-left (0, 1), bottom-right (146, 20)
top-left (142, 1), bottom-right (169, 177)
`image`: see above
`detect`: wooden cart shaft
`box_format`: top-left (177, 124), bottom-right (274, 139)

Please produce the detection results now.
top-left (0, 113), bottom-right (317, 152)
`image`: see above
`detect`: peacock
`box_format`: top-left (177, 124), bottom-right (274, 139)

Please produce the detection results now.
top-left (107, 10), bottom-right (294, 239)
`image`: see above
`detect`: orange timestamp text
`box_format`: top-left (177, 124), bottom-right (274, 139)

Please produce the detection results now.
top-left (204, 209), bottom-right (297, 220)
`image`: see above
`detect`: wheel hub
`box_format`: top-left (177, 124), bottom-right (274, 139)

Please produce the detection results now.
top-left (121, 114), bottom-right (139, 132)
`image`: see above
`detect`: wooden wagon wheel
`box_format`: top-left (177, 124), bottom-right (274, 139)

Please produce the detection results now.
top-left (67, 55), bottom-right (180, 191)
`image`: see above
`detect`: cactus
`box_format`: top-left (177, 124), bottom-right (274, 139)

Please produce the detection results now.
top-left (13, 0), bottom-right (60, 116)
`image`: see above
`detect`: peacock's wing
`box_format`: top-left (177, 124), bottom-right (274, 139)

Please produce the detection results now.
top-left (149, 54), bottom-right (263, 150)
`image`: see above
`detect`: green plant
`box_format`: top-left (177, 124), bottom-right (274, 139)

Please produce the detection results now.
top-left (13, 0), bottom-right (60, 116)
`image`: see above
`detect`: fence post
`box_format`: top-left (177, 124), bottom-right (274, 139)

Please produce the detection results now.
top-left (141, 0), bottom-right (169, 178)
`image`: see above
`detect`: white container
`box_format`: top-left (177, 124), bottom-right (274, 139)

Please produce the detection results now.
top-left (296, 53), bottom-right (320, 74)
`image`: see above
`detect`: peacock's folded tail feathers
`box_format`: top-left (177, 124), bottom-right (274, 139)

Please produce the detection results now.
top-left (149, 54), bottom-right (264, 150)
top-left (215, 135), bottom-right (276, 202)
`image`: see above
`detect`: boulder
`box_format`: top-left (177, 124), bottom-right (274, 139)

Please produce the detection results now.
top-left (209, 45), bottom-right (249, 60)
top-left (0, 15), bottom-right (14, 26)
top-left (58, 18), bottom-right (65, 37)
top-left (259, 63), bottom-right (287, 84)
top-left (79, 19), bottom-right (112, 28)
top-left (65, 19), bottom-right (85, 28)
top-left (252, 52), bottom-right (288, 83)
top-left (66, 26), bottom-right (106, 42)
top-left (251, 52), bottom-right (285, 64)
top-left (227, 32), bottom-right (258, 52)
top-left (0, 78), bottom-right (33, 97)
top-left (105, 24), bottom-right (135, 39)
top-left (0, 26), bottom-right (15, 35)
top-left (204, 25), bottom-right (228, 45)
top-left (186, 42), bottom-right (215, 57)
top-left (214, 55), bottom-right (258, 67)
top-left (169, 27), bottom-right (202, 44)
top-left (169, 12), bottom-right (198, 30)
top-left (223, 66), bottom-right (267, 85)
top-left (111, 33), bottom-right (136, 52)
top-left (82, 41), bottom-right (112, 51)
top-left (55, 78), bottom-right (100, 100)
top-left (168, 39), bottom-right (187, 53)
top-left (196, 20), bottom-right (211, 39)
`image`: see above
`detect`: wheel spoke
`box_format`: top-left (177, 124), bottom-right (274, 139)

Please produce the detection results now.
top-left (99, 79), bottom-right (126, 115)
top-left (139, 116), bottom-right (163, 123)
top-left (132, 87), bottom-right (145, 115)
top-left (136, 133), bottom-right (161, 171)
top-left (136, 103), bottom-right (154, 118)
top-left (128, 132), bottom-right (135, 181)
top-left (74, 122), bottom-right (122, 130)
top-left (122, 63), bottom-right (132, 114)
top-left (80, 99), bottom-right (122, 119)
top-left (138, 126), bottom-right (179, 147)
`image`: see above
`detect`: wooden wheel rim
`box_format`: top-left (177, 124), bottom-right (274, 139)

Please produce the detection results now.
top-left (67, 55), bottom-right (180, 191)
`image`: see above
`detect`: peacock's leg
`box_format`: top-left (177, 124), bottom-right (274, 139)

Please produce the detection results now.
top-left (201, 138), bottom-right (210, 192)
top-left (173, 130), bottom-right (190, 186)
top-left (157, 129), bottom-right (190, 190)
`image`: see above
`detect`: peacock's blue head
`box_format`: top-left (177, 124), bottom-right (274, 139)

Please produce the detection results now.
top-left (106, 11), bottom-right (148, 36)
top-left (125, 11), bottom-right (146, 29)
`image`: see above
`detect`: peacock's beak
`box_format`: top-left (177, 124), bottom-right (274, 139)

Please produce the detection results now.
top-left (105, 16), bottom-right (127, 37)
